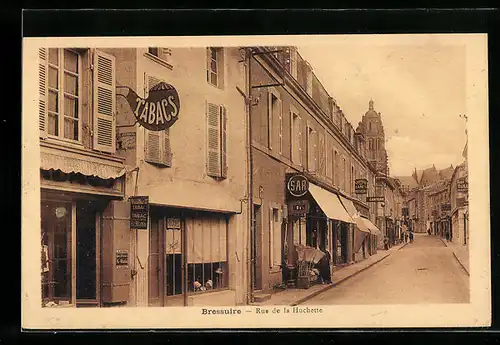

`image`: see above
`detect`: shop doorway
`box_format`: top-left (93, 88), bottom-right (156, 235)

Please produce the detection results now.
top-left (75, 201), bottom-right (100, 305)
top-left (148, 216), bottom-right (165, 306)
top-left (252, 204), bottom-right (262, 291)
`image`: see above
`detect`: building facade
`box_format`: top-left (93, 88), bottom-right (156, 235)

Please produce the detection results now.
top-left (449, 141), bottom-right (469, 246)
top-left (39, 47), bottom-right (249, 308)
top-left (248, 46), bottom-right (382, 298)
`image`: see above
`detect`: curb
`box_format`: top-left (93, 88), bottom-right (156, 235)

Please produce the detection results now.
top-left (398, 242), bottom-right (409, 251)
top-left (440, 238), bottom-right (449, 247)
top-left (452, 251), bottom-right (470, 276)
top-left (291, 253), bottom-right (391, 306)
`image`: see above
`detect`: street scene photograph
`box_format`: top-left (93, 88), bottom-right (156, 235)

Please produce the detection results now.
top-left (22, 34), bottom-right (490, 329)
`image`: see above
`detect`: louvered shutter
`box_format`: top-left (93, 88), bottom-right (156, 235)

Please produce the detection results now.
top-left (221, 106), bottom-right (228, 179)
top-left (277, 98), bottom-right (283, 154)
top-left (38, 48), bottom-right (48, 138)
top-left (269, 207), bottom-right (274, 268)
top-left (313, 130), bottom-right (318, 172)
top-left (298, 117), bottom-right (302, 166)
top-left (319, 133), bottom-right (325, 176)
top-left (206, 102), bottom-right (221, 177)
top-left (267, 91), bottom-right (273, 150)
top-left (162, 128), bottom-right (172, 166)
top-left (93, 50), bottom-right (116, 153)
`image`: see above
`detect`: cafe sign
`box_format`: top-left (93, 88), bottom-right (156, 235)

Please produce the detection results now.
top-left (287, 174), bottom-right (309, 198)
top-left (366, 196), bottom-right (385, 203)
top-left (130, 196), bottom-right (149, 229)
top-left (355, 179), bottom-right (368, 194)
top-left (120, 82), bottom-right (180, 131)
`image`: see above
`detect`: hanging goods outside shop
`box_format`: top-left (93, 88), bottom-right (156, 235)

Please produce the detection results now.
top-left (295, 245), bottom-right (326, 289)
top-left (117, 82), bottom-right (181, 131)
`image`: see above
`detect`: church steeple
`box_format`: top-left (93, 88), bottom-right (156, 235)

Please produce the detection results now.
top-left (369, 99), bottom-right (374, 111)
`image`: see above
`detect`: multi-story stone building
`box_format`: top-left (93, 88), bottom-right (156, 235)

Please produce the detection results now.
top-left (39, 46), bottom-right (249, 308)
top-left (450, 141), bottom-right (469, 246)
top-left (248, 46), bottom-right (382, 300)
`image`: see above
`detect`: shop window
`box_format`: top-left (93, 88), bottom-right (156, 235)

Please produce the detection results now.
top-left (144, 74), bottom-right (172, 167)
top-left (165, 219), bottom-right (183, 296)
top-left (186, 216), bottom-right (228, 293)
top-left (41, 201), bottom-right (73, 307)
top-left (291, 111), bottom-right (302, 166)
top-left (206, 102), bottom-right (228, 179)
top-left (207, 47), bottom-right (224, 89)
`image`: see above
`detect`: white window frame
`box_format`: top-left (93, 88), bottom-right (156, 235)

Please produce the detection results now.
top-left (207, 47), bottom-right (224, 89)
top-left (47, 48), bottom-right (82, 144)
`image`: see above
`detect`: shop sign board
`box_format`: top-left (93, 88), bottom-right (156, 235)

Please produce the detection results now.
top-left (116, 250), bottom-right (129, 268)
top-left (288, 200), bottom-right (309, 217)
top-left (440, 203), bottom-right (451, 212)
top-left (120, 82), bottom-right (181, 131)
top-left (287, 174), bottom-right (309, 197)
top-left (366, 196), bottom-right (385, 203)
top-left (130, 196), bottom-right (149, 229)
top-left (355, 179), bottom-right (368, 194)
top-left (457, 177), bottom-right (468, 192)
top-left (167, 217), bottom-right (181, 229)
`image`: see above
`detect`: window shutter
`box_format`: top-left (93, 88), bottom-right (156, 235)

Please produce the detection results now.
top-left (221, 105), bottom-right (228, 179)
top-left (267, 91), bottom-right (273, 150)
top-left (298, 117), bottom-right (302, 165)
top-left (206, 48), bottom-right (211, 83)
top-left (162, 129), bottom-right (172, 166)
top-left (269, 207), bottom-right (274, 268)
top-left (313, 130), bottom-right (318, 172)
top-left (206, 102), bottom-right (221, 177)
top-left (93, 49), bottom-right (116, 153)
top-left (277, 98), bottom-right (283, 154)
top-left (38, 48), bottom-right (48, 138)
top-left (145, 130), bottom-right (162, 164)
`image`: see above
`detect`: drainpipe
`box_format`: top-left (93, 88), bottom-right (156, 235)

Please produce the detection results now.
top-left (246, 48), bottom-right (254, 304)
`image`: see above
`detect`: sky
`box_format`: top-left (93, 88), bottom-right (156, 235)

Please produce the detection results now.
top-left (297, 37), bottom-right (467, 177)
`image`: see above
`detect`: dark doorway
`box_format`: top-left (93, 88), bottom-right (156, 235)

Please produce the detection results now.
top-left (252, 204), bottom-right (262, 290)
top-left (76, 201), bottom-right (98, 302)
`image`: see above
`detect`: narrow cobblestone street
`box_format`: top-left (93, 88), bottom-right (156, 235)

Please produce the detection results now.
top-left (302, 234), bottom-right (470, 305)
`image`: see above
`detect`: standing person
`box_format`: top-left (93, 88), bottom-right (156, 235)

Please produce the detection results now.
top-left (410, 231), bottom-right (414, 243)
top-left (384, 236), bottom-right (389, 250)
top-left (427, 228), bottom-right (431, 236)
top-left (316, 250), bottom-right (332, 284)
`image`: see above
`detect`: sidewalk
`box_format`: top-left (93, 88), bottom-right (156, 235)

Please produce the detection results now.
top-left (252, 242), bottom-right (409, 306)
top-left (440, 238), bottom-right (470, 276)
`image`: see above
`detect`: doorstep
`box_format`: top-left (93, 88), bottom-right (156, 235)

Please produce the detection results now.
top-left (250, 246), bottom-right (402, 306)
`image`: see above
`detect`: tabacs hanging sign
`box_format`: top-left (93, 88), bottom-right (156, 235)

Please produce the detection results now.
top-left (118, 82), bottom-right (180, 131)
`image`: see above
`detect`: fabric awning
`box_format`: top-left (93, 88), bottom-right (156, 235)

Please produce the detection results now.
top-left (308, 183), bottom-right (355, 223)
top-left (338, 195), bottom-right (369, 232)
top-left (361, 217), bottom-right (382, 237)
top-left (41, 144), bottom-right (126, 179)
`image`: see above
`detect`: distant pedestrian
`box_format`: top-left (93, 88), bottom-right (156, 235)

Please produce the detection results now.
top-left (445, 230), bottom-right (450, 242)
top-left (427, 228), bottom-right (431, 236)
top-left (410, 232), bottom-right (414, 242)
top-left (384, 236), bottom-right (389, 250)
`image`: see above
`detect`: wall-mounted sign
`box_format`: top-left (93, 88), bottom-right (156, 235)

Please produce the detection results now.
top-left (119, 82), bottom-right (180, 131)
top-left (440, 203), bottom-right (451, 212)
top-left (116, 250), bottom-right (129, 268)
top-left (117, 132), bottom-right (136, 150)
top-left (366, 196), bottom-right (385, 203)
top-left (457, 197), bottom-right (466, 208)
top-left (288, 200), bottom-right (309, 217)
top-left (130, 196), bottom-right (149, 229)
top-left (287, 174), bottom-right (309, 197)
top-left (167, 217), bottom-right (181, 229)
top-left (355, 179), bottom-right (368, 194)
top-left (457, 177), bottom-right (468, 192)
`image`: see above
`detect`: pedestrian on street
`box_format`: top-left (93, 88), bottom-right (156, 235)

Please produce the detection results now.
top-left (427, 228), bottom-right (431, 236)
top-left (316, 250), bottom-right (332, 284)
top-left (384, 236), bottom-right (389, 250)
top-left (410, 231), bottom-right (414, 242)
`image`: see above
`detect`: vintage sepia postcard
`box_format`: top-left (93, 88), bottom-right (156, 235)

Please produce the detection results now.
top-left (21, 34), bottom-right (490, 329)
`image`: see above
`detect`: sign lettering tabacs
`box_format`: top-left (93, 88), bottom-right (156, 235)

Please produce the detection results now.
top-left (119, 82), bottom-right (180, 131)
top-left (355, 179), bottom-right (368, 194)
top-left (130, 196), bottom-right (149, 229)
top-left (287, 174), bottom-right (309, 197)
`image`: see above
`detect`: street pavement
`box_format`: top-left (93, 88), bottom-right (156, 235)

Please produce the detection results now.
top-left (302, 234), bottom-right (470, 305)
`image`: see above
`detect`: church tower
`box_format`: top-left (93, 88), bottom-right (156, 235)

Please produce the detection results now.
top-left (356, 100), bottom-right (389, 175)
